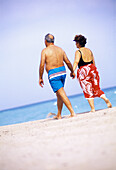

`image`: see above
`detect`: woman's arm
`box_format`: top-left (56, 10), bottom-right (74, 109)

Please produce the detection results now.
top-left (91, 51), bottom-right (95, 66)
top-left (92, 54), bottom-right (96, 66)
top-left (73, 50), bottom-right (81, 71)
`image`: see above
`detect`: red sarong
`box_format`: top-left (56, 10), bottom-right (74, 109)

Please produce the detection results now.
top-left (77, 64), bottom-right (104, 99)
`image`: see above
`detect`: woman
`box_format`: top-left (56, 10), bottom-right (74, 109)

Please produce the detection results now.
top-left (73, 34), bottom-right (112, 112)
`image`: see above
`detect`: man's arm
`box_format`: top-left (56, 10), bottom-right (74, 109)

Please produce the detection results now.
top-left (39, 49), bottom-right (46, 87)
top-left (63, 51), bottom-right (75, 79)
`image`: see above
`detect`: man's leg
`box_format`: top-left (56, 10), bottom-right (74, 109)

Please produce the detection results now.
top-left (54, 93), bottom-right (63, 119)
top-left (56, 87), bottom-right (75, 117)
top-left (100, 94), bottom-right (112, 108)
top-left (87, 98), bottom-right (95, 112)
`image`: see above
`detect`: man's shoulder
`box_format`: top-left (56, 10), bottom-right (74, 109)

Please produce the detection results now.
top-left (55, 45), bottom-right (63, 50)
top-left (42, 48), bottom-right (47, 52)
top-left (41, 48), bottom-right (47, 54)
top-left (42, 45), bottom-right (64, 54)
top-left (54, 45), bottom-right (65, 54)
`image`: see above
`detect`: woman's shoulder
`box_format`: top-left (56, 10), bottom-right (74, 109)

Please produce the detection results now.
top-left (75, 50), bottom-right (82, 55)
top-left (81, 47), bottom-right (93, 54)
top-left (82, 47), bottom-right (91, 51)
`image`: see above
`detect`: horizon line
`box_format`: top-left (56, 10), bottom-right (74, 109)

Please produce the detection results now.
top-left (0, 85), bottom-right (116, 113)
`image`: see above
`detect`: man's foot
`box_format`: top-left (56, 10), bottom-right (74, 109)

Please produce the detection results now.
top-left (106, 99), bottom-right (112, 108)
top-left (47, 112), bottom-right (56, 118)
top-left (53, 115), bottom-right (62, 119)
top-left (47, 113), bottom-right (62, 119)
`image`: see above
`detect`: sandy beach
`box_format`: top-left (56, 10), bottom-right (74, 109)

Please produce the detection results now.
top-left (0, 107), bottom-right (116, 170)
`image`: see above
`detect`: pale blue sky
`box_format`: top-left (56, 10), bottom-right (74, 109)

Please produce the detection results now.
top-left (0, 0), bottom-right (116, 111)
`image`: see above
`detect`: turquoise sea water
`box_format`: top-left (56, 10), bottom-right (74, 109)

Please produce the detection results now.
top-left (0, 86), bottom-right (116, 126)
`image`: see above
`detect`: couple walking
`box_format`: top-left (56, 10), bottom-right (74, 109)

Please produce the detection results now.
top-left (39, 33), bottom-right (112, 119)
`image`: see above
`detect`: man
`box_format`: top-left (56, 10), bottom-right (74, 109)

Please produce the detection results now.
top-left (39, 33), bottom-right (76, 119)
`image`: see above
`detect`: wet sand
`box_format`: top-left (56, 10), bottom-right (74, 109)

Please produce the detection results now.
top-left (0, 107), bottom-right (116, 170)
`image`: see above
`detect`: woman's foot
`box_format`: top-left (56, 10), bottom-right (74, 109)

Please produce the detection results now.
top-left (100, 94), bottom-right (112, 108)
top-left (105, 99), bottom-right (112, 108)
top-left (68, 113), bottom-right (76, 118)
top-left (90, 109), bottom-right (95, 112)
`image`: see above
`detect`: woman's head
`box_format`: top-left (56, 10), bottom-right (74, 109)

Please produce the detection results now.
top-left (73, 34), bottom-right (87, 47)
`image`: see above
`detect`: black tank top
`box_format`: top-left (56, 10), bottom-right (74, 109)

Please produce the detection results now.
top-left (78, 50), bottom-right (93, 68)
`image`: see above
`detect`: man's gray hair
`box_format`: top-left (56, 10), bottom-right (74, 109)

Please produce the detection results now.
top-left (45, 33), bottom-right (55, 43)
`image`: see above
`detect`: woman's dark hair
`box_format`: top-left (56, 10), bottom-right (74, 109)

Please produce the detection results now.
top-left (73, 34), bottom-right (87, 47)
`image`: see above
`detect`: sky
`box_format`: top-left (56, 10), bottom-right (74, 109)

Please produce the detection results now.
top-left (0, 0), bottom-right (116, 111)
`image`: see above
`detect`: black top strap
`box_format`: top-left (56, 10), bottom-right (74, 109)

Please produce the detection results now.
top-left (78, 50), bottom-right (82, 57)
top-left (78, 50), bottom-right (93, 68)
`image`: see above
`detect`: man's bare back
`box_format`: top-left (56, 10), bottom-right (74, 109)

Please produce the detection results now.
top-left (42, 45), bottom-right (64, 72)
top-left (41, 44), bottom-right (73, 73)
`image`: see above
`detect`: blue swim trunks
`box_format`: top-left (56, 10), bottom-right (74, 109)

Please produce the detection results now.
top-left (48, 66), bottom-right (66, 93)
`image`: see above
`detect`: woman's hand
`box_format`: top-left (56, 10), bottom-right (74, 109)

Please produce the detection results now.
top-left (70, 72), bottom-right (75, 79)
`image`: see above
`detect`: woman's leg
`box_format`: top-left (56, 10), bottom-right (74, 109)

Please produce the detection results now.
top-left (100, 94), bottom-right (112, 108)
top-left (87, 98), bottom-right (95, 112)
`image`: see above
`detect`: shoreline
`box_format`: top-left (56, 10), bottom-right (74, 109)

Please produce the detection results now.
top-left (1, 85), bottom-right (116, 113)
top-left (0, 107), bottom-right (116, 170)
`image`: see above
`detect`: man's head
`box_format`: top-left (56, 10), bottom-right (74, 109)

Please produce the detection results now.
top-left (45, 33), bottom-right (55, 46)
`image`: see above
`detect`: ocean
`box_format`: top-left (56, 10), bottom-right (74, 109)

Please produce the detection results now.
top-left (0, 86), bottom-right (116, 126)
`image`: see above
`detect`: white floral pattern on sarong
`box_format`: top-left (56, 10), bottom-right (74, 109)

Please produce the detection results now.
top-left (77, 64), bottom-right (104, 98)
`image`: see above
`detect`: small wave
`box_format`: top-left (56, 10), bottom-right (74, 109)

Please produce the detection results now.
top-left (53, 102), bottom-right (57, 106)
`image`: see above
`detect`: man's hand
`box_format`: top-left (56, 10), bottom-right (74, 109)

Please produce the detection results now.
top-left (70, 72), bottom-right (75, 79)
top-left (39, 79), bottom-right (44, 88)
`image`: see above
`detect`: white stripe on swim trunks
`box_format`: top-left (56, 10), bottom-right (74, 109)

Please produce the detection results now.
top-left (49, 72), bottom-right (66, 80)
top-left (49, 70), bottom-right (66, 78)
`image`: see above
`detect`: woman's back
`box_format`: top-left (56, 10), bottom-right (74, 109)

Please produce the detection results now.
top-left (79, 47), bottom-right (93, 62)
